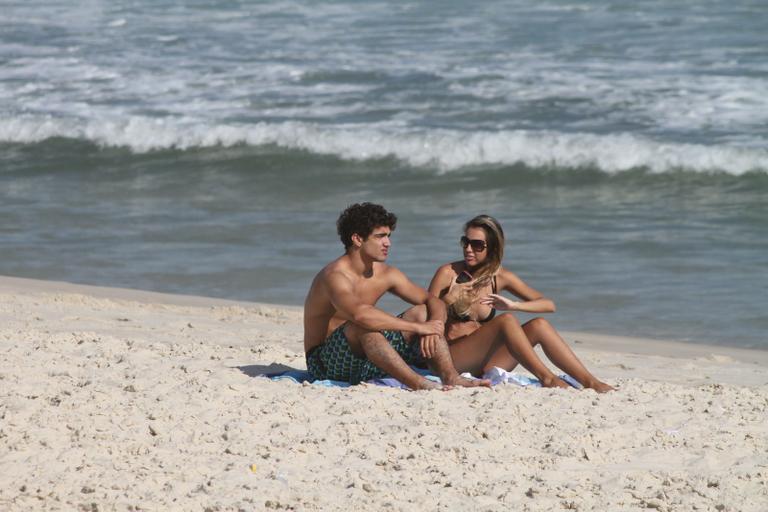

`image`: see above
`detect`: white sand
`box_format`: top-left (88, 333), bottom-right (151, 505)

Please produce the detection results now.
top-left (1, 276), bottom-right (766, 511)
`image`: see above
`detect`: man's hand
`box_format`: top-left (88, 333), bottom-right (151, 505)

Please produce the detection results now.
top-left (414, 319), bottom-right (444, 337)
top-left (419, 334), bottom-right (440, 359)
top-left (417, 320), bottom-right (444, 359)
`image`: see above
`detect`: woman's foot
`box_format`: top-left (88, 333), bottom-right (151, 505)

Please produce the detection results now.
top-left (586, 380), bottom-right (615, 393)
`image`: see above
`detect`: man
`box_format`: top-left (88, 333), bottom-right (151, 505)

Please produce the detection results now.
top-left (303, 203), bottom-right (489, 390)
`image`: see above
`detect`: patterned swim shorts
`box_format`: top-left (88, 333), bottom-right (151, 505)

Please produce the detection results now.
top-left (306, 322), bottom-right (423, 384)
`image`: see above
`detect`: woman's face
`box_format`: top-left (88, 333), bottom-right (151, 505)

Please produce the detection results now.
top-left (462, 226), bottom-right (488, 268)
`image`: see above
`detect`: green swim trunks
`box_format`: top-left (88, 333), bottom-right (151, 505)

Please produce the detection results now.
top-left (306, 322), bottom-right (423, 384)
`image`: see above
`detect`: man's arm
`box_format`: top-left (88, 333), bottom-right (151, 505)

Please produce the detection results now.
top-left (326, 271), bottom-right (441, 336)
top-left (389, 267), bottom-right (448, 358)
top-left (389, 267), bottom-right (447, 322)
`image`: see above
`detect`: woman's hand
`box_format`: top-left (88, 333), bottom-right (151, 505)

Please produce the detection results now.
top-left (480, 293), bottom-right (522, 311)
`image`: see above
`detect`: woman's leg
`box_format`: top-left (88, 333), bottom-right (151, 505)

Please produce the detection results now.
top-left (449, 314), bottom-right (569, 389)
top-left (522, 318), bottom-right (614, 392)
top-left (483, 316), bottom-right (614, 393)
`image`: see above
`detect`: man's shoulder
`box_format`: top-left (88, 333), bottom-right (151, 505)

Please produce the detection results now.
top-left (374, 262), bottom-right (406, 282)
top-left (317, 257), bottom-right (356, 285)
top-left (318, 252), bottom-right (351, 273)
top-left (374, 261), bottom-right (396, 273)
top-left (320, 258), bottom-right (343, 275)
top-left (316, 257), bottom-right (399, 284)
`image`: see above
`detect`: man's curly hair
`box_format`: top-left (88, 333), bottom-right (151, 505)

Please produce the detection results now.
top-left (337, 203), bottom-right (397, 249)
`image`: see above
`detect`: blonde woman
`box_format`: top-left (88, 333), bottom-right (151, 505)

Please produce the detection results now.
top-left (428, 215), bottom-right (614, 393)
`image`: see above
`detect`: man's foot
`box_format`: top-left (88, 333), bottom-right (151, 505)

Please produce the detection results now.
top-left (540, 376), bottom-right (571, 389)
top-left (443, 375), bottom-right (492, 388)
top-left (586, 380), bottom-right (615, 393)
top-left (411, 378), bottom-right (445, 391)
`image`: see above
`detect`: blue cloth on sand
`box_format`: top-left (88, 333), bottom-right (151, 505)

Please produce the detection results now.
top-left (265, 366), bottom-right (580, 389)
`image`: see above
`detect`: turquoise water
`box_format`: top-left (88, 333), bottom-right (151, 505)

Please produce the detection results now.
top-left (1, 1), bottom-right (767, 348)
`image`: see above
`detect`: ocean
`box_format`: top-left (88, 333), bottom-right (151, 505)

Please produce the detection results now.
top-left (1, 0), bottom-right (767, 348)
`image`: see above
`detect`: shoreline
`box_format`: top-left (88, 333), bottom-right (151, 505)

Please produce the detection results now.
top-left (2, 274), bottom-right (767, 510)
top-left (2, 274), bottom-right (766, 365)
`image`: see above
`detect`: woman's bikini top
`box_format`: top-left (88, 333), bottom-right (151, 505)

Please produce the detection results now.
top-left (448, 274), bottom-right (497, 323)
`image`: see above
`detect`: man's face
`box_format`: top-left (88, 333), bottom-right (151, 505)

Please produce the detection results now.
top-left (359, 226), bottom-right (392, 262)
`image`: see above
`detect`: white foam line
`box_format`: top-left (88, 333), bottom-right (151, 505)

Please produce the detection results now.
top-left (1, 116), bottom-right (766, 175)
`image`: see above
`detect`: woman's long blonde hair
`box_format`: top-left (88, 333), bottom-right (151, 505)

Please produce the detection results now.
top-left (448, 215), bottom-right (505, 318)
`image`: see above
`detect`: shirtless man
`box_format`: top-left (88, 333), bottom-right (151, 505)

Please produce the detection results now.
top-left (303, 203), bottom-right (489, 390)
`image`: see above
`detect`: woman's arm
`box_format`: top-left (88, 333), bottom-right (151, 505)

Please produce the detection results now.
top-left (480, 268), bottom-right (556, 313)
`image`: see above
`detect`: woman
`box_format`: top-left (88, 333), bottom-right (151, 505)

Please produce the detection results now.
top-left (428, 215), bottom-right (614, 393)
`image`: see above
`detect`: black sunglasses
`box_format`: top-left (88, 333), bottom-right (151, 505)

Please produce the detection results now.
top-left (460, 236), bottom-right (487, 252)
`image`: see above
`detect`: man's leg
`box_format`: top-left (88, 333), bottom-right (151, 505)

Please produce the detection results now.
top-left (420, 329), bottom-right (491, 388)
top-left (378, 305), bottom-right (490, 389)
top-left (345, 322), bottom-right (441, 390)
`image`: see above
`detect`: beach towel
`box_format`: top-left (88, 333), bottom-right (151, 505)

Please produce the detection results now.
top-left (266, 366), bottom-right (580, 389)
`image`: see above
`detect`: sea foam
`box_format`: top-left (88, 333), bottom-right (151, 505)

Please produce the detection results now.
top-left (1, 116), bottom-right (766, 175)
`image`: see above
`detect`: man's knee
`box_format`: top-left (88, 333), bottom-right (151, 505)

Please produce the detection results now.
top-left (359, 330), bottom-right (386, 345)
top-left (344, 323), bottom-right (382, 357)
top-left (344, 323), bottom-right (362, 343)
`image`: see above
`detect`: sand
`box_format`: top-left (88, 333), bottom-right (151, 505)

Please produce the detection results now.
top-left (0, 275), bottom-right (766, 511)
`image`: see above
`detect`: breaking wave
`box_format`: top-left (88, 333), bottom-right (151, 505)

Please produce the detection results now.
top-left (2, 116), bottom-right (767, 175)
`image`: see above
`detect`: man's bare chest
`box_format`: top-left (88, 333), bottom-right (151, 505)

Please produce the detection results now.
top-left (351, 277), bottom-right (391, 305)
